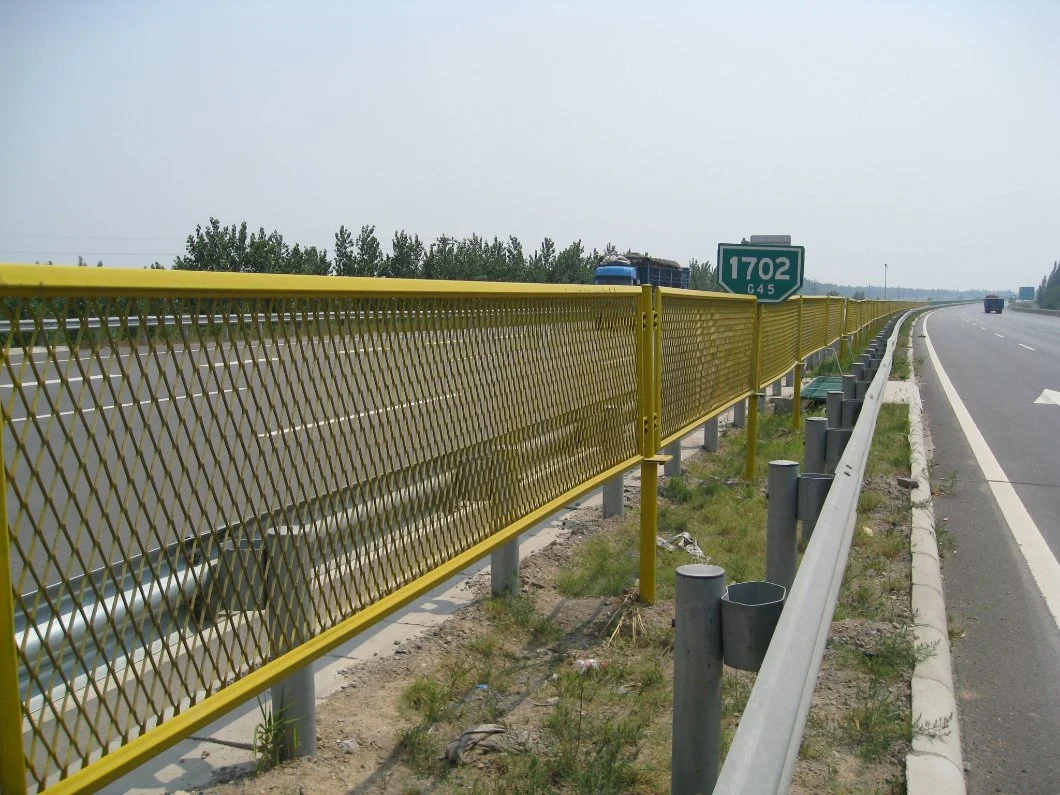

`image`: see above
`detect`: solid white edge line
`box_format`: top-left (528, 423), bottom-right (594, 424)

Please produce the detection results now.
top-left (923, 311), bottom-right (1060, 631)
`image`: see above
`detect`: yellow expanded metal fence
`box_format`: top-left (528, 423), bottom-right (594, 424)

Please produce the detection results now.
top-left (657, 290), bottom-right (756, 447)
top-left (0, 264), bottom-right (922, 792)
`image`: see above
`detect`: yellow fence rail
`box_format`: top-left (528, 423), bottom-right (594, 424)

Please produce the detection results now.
top-left (0, 263), bottom-right (922, 792)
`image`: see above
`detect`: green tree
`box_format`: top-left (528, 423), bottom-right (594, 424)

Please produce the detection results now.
top-left (351, 225), bottom-right (383, 277)
top-left (333, 225), bottom-right (355, 277)
top-left (1038, 261), bottom-right (1060, 309)
top-left (385, 230), bottom-right (425, 279)
top-left (688, 258), bottom-right (719, 291)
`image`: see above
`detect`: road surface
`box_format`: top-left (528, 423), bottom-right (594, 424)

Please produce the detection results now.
top-left (914, 304), bottom-right (1060, 793)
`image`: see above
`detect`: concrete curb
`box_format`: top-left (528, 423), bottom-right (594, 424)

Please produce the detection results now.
top-left (903, 314), bottom-right (966, 794)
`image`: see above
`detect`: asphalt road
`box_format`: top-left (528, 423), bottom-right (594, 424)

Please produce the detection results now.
top-left (914, 304), bottom-right (1060, 794)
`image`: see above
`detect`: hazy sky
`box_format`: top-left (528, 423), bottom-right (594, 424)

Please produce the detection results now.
top-left (2, 1), bottom-right (1058, 290)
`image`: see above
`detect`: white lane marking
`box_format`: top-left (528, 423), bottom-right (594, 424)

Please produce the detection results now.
top-left (1020, 344), bottom-right (1036, 351)
top-left (995, 333), bottom-right (1004, 338)
top-left (10, 387), bottom-right (250, 424)
top-left (200, 357), bottom-right (280, 368)
top-left (0, 373), bottom-right (122, 388)
top-left (260, 393), bottom-right (458, 438)
top-left (1034, 389), bottom-right (1060, 407)
top-left (924, 312), bottom-right (1060, 631)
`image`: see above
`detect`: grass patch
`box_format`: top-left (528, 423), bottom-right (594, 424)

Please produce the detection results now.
top-left (890, 313), bottom-right (917, 380)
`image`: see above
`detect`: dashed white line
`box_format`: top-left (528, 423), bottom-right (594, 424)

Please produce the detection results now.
top-left (1019, 344), bottom-right (1036, 351)
top-left (994, 333), bottom-right (1004, 338)
top-left (0, 373), bottom-right (122, 388)
top-left (200, 357), bottom-right (280, 369)
top-left (924, 313), bottom-right (1060, 631)
top-left (10, 386), bottom-right (251, 423)
top-left (260, 393), bottom-right (458, 438)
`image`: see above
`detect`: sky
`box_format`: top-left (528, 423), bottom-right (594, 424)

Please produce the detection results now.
top-left (1, 0), bottom-right (1058, 291)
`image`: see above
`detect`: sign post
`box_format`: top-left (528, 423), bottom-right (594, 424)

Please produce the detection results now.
top-left (717, 243), bottom-right (805, 303)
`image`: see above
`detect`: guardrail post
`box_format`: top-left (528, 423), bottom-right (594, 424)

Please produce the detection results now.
top-left (733, 399), bottom-right (746, 428)
top-left (491, 540), bottom-right (521, 596)
top-left (804, 416), bottom-right (827, 473)
top-left (664, 439), bottom-right (681, 477)
top-left (672, 563), bottom-right (726, 795)
top-left (826, 390), bottom-right (843, 429)
top-left (797, 473), bottom-right (834, 541)
top-left (824, 427), bottom-right (852, 473)
top-left (702, 417), bottom-right (719, 452)
top-left (842, 373), bottom-right (857, 401)
top-left (266, 527), bottom-right (318, 760)
top-left (0, 432), bottom-right (28, 794)
top-left (766, 461), bottom-right (799, 590)
top-left (602, 474), bottom-right (625, 518)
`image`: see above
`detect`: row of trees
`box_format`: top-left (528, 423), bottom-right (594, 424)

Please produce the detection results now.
top-left (165, 218), bottom-right (720, 290)
top-left (1036, 261), bottom-right (1060, 310)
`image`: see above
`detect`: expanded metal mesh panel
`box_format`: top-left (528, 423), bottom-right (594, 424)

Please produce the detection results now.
top-left (1, 283), bottom-right (641, 789)
top-left (658, 292), bottom-right (755, 443)
top-left (827, 297), bottom-right (844, 344)
top-left (800, 297), bottom-right (829, 355)
top-left (845, 300), bottom-right (861, 334)
top-left (758, 302), bottom-right (799, 388)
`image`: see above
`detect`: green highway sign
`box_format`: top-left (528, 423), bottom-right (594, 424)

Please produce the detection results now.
top-left (717, 243), bottom-right (805, 302)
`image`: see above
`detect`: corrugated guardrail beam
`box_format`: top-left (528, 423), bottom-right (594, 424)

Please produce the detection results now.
top-left (712, 311), bottom-right (907, 794)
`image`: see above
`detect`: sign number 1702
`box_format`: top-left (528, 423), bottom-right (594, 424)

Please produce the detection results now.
top-left (727, 255), bottom-right (792, 282)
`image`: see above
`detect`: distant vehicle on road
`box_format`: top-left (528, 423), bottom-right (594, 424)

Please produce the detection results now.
top-left (592, 253), bottom-right (690, 289)
top-left (983, 294), bottom-right (1004, 314)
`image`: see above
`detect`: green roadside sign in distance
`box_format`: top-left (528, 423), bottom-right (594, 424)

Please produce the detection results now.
top-left (717, 243), bottom-right (805, 302)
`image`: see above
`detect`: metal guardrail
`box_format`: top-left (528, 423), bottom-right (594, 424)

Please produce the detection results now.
top-left (0, 263), bottom-right (921, 792)
top-left (712, 311), bottom-right (907, 794)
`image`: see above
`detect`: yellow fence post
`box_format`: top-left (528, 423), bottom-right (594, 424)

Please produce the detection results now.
top-left (793, 297), bottom-right (803, 429)
top-left (744, 302), bottom-right (763, 481)
top-left (638, 285), bottom-right (660, 604)
top-left (0, 429), bottom-right (28, 795)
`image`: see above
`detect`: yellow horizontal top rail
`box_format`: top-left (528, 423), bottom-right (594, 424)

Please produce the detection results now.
top-left (0, 263), bottom-right (641, 299)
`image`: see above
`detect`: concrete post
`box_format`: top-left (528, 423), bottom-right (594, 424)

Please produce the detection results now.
top-left (602, 474), bottom-right (624, 519)
top-left (672, 564), bottom-right (726, 795)
top-left (826, 390), bottom-right (843, 429)
top-left (758, 392), bottom-right (767, 412)
top-left (491, 539), bottom-right (520, 596)
top-left (702, 417), bottom-right (719, 452)
top-left (771, 380), bottom-right (782, 397)
top-left (766, 461), bottom-right (800, 590)
top-left (852, 362), bottom-right (865, 383)
top-left (733, 399), bottom-right (746, 428)
top-left (266, 527), bottom-right (317, 760)
top-left (664, 439), bottom-right (681, 477)
top-left (804, 417), bottom-right (828, 474)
